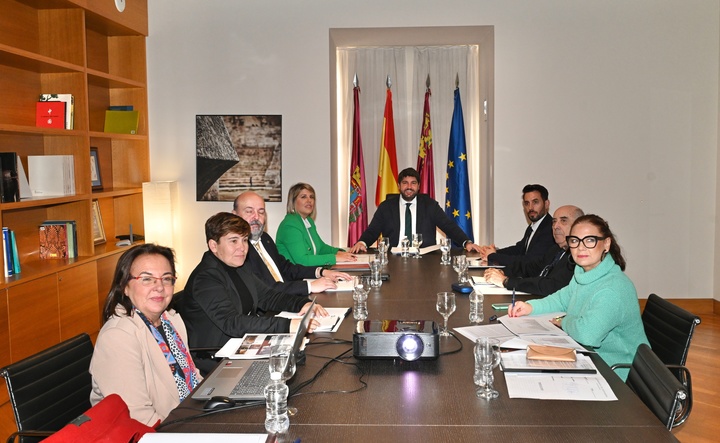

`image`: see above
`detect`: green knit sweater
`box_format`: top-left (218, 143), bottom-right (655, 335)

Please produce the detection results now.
top-left (528, 255), bottom-right (649, 381)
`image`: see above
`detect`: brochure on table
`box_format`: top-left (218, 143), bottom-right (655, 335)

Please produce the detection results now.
top-left (275, 307), bottom-right (350, 332)
top-left (215, 333), bottom-right (300, 359)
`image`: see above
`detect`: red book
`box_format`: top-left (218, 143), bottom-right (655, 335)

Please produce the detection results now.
top-left (36, 101), bottom-right (65, 128)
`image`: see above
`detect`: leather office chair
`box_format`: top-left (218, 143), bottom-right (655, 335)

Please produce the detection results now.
top-left (615, 343), bottom-right (691, 430)
top-left (0, 333), bottom-right (94, 443)
top-left (642, 293), bottom-right (701, 369)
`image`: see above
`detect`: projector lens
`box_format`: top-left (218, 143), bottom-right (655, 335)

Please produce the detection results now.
top-left (396, 334), bottom-right (424, 361)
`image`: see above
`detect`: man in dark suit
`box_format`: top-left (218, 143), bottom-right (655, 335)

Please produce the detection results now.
top-left (349, 167), bottom-right (481, 253)
top-left (233, 191), bottom-right (350, 296)
top-left (483, 205), bottom-right (583, 296)
top-left (479, 184), bottom-right (555, 266)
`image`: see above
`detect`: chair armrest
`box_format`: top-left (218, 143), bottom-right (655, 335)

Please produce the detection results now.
top-left (7, 430), bottom-right (53, 443)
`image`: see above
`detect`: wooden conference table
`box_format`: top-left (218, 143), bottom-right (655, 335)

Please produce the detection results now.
top-left (162, 250), bottom-right (678, 442)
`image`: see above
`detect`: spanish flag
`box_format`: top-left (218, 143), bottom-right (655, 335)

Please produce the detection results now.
top-left (375, 87), bottom-right (399, 206)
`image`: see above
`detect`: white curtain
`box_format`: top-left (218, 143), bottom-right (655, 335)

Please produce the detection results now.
top-left (336, 45), bottom-right (480, 245)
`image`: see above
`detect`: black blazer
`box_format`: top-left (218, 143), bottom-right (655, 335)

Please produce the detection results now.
top-left (179, 251), bottom-right (309, 349)
top-left (503, 243), bottom-right (575, 296)
top-left (245, 233), bottom-right (317, 296)
top-left (488, 214), bottom-right (554, 266)
top-left (358, 194), bottom-right (471, 247)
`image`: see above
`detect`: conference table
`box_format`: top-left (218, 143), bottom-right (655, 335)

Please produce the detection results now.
top-left (162, 250), bottom-right (678, 442)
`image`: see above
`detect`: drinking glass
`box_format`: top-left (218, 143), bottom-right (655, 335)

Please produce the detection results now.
top-left (440, 237), bottom-right (452, 265)
top-left (353, 276), bottom-right (370, 320)
top-left (400, 236), bottom-right (410, 258)
top-left (412, 233), bottom-right (423, 258)
top-left (474, 337), bottom-right (501, 399)
top-left (378, 237), bottom-right (390, 266)
top-left (452, 255), bottom-right (469, 283)
top-left (436, 292), bottom-right (456, 337)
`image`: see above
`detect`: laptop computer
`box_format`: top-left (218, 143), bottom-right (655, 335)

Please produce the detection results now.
top-left (191, 299), bottom-right (316, 401)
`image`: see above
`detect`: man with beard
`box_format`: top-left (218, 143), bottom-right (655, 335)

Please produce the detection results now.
top-left (479, 184), bottom-right (555, 266)
top-left (483, 205), bottom-right (583, 295)
top-left (232, 191), bottom-right (350, 296)
top-left (349, 167), bottom-right (481, 253)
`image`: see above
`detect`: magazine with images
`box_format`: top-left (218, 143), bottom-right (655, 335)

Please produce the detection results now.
top-left (215, 333), bottom-right (303, 359)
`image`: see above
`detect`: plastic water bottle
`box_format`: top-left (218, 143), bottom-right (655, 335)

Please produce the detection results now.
top-left (264, 373), bottom-right (289, 434)
top-left (469, 290), bottom-right (484, 324)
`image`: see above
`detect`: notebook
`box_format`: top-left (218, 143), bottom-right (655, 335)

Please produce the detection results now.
top-left (191, 299), bottom-right (315, 401)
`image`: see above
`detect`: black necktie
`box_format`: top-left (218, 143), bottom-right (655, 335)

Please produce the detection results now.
top-left (523, 225), bottom-right (533, 252)
top-left (540, 250), bottom-right (566, 277)
top-left (405, 203), bottom-right (412, 239)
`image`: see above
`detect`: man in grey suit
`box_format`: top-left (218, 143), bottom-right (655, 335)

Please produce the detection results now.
top-left (233, 191), bottom-right (350, 296)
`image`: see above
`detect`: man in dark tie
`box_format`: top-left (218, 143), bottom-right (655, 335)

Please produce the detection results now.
top-left (233, 191), bottom-right (350, 296)
top-left (479, 184), bottom-right (555, 266)
top-left (348, 167), bottom-right (481, 253)
top-left (483, 205), bottom-right (584, 296)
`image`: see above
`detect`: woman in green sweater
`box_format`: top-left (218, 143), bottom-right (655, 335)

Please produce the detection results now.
top-left (276, 183), bottom-right (356, 266)
top-left (509, 214), bottom-right (648, 380)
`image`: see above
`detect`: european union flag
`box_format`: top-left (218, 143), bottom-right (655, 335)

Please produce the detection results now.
top-left (445, 87), bottom-right (473, 242)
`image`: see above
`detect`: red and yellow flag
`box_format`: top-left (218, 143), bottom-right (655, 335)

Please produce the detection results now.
top-left (348, 84), bottom-right (367, 246)
top-left (416, 88), bottom-right (435, 199)
top-left (375, 88), bottom-right (399, 206)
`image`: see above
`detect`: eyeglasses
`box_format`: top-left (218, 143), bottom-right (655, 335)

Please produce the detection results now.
top-left (130, 275), bottom-right (177, 287)
top-left (566, 235), bottom-right (606, 249)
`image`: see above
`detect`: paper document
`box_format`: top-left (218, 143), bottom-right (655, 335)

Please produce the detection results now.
top-left (215, 333), bottom-right (298, 359)
top-left (467, 258), bottom-right (504, 269)
top-left (473, 285), bottom-right (530, 296)
top-left (498, 313), bottom-right (567, 336)
top-left (500, 334), bottom-right (590, 352)
top-left (504, 372), bottom-right (617, 401)
top-left (453, 323), bottom-right (516, 343)
top-left (321, 278), bottom-right (354, 292)
top-left (337, 254), bottom-right (373, 264)
top-left (500, 350), bottom-right (596, 374)
top-left (390, 244), bottom-right (440, 255)
top-left (276, 307), bottom-right (349, 332)
top-left (471, 275), bottom-right (493, 285)
top-left (139, 434), bottom-right (268, 443)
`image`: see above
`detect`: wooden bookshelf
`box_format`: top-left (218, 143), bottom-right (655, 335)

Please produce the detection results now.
top-left (0, 0), bottom-right (149, 433)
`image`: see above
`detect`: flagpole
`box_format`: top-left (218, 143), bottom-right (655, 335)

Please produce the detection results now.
top-left (348, 73), bottom-right (368, 246)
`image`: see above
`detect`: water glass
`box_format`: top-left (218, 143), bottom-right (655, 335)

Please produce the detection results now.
top-left (452, 255), bottom-right (469, 283)
top-left (474, 337), bottom-right (501, 399)
top-left (270, 344), bottom-right (295, 382)
top-left (411, 233), bottom-right (423, 259)
top-left (370, 256), bottom-right (382, 288)
top-left (436, 292), bottom-right (456, 336)
top-left (377, 237), bottom-right (389, 266)
top-left (440, 237), bottom-right (452, 265)
top-left (400, 236), bottom-right (410, 258)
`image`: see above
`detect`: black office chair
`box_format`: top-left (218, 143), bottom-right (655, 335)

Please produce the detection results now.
top-left (615, 343), bottom-right (691, 430)
top-left (0, 333), bottom-right (94, 443)
top-left (642, 293), bottom-right (701, 369)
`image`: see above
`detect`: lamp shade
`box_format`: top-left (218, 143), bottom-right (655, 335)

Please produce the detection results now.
top-left (142, 181), bottom-right (178, 248)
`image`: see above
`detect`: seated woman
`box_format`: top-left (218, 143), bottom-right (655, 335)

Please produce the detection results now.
top-left (179, 212), bottom-right (327, 374)
top-left (90, 244), bottom-right (201, 425)
top-left (509, 214), bottom-right (649, 380)
top-left (276, 182), bottom-right (356, 266)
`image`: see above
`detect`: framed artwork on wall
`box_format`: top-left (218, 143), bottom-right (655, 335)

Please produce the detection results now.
top-left (195, 115), bottom-right (282, 202)
top-left (90, 148), bottom-right (102, 190)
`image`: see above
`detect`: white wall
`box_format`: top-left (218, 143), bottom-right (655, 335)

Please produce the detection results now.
top-left (147, 0), bottom-right (719, 300)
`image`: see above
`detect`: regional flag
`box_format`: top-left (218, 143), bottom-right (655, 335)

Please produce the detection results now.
top-left (445, 87), bottom-right (474, 242)
top-left (375, 87), bottom-right (399, 206)
top-left (416, 88), bottom-right (435, 199)
top-left (348, 83), bottom-right (367, 246)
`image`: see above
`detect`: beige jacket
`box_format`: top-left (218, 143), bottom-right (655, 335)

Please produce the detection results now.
top-left (89, 307), bottom-right (201, 425)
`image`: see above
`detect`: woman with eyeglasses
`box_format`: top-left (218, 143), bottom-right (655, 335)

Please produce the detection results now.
top-left (509, 214), bottom-right (648, 380)
top-left (90, 243), bottom-right (201, 425)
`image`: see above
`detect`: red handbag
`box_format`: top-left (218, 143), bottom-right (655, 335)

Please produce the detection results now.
top-left (43, 394), bottom-right (157, 443)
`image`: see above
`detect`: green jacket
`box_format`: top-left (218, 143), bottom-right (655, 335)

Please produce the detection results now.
top-left (276, 213), bottom-right (340, 266)
top-left (528, 255), bottom-right (649, 381)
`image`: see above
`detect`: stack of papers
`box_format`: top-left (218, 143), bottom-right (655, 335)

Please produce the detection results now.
top-left (215, 333), bottom-right (299, 359)
top-left (500, 350), bottom-right (596, 374)
top-left (390, 244), bottom-right (440, 255)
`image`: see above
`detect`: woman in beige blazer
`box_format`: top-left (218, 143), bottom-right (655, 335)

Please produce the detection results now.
top-left (90, 244), bottom-right (202, 426)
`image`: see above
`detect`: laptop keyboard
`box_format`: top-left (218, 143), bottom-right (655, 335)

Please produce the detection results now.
top-left (230, 360), bottom-right (271, 396)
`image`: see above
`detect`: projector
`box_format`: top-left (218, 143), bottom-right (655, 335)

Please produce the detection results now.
top-left (353, 320), bottom-right (439, 361)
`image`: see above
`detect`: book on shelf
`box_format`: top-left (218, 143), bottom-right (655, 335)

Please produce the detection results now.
top-left (39, 94), bottom-right (74, 129)
top-left (104, 110), bottom-right (139, 134)
top-left (28, 155), bottom-right (75, 197)
top-left (10, 230), bottom-right (20, 274)
top-left (108, 105), bottom-right (134, 111)
top-left (2, 227), bottom-right (14, 277)
top-left (39, 221), bottom-right (78, 260)
top-left (0, 152), bottom-right (19, 203)
top-left (35, 101), bottom-right (65, 129)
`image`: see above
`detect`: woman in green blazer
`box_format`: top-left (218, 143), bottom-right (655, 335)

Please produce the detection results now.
top-left (276, 183), bottom-right (356, 266)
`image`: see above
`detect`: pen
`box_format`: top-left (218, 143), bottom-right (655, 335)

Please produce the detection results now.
top-left (511, 288), bottom-right (515, 311)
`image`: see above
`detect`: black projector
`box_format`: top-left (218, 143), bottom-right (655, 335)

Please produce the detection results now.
top-left (353, 320), bottom-right (439, 361)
